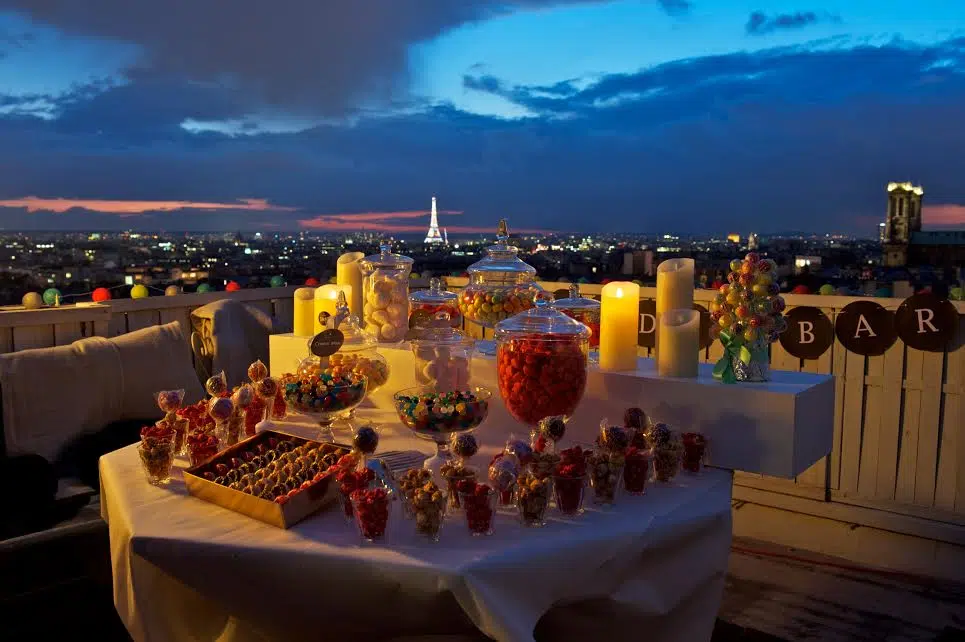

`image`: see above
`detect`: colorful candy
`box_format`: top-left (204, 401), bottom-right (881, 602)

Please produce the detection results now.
top-left (410, 480), bottom-right (447, 541)
top-left (299, 353), bottom-right (390, 393)
top-left (713, 254), bottom-right (787, 346)
top-left (138, 429), bottom-right (175, 485)
top-left (399, 468), bottom-right (434, 517)
top-left (393, 389), bottom-right (489, 435)
top-left (496, 334), bottom-right (587, 425)
top-left (351, 487), bottom-right (390, 541)
top-left (281, 371), bottom-right (366, 416)
top-left (459, 286), bottom-right (538, 327)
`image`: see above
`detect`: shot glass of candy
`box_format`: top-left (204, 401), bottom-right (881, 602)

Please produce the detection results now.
top-left (351, 487), bottom-right (391, 542)
top-left (553, 446), bottom-right (589, 515)
top-left (516, 472), bottom-right (552, 527)
top-left (623, 447), bottom-right (651, 495)
top-left (588, 451), bottom-right (624, 505)
top-left (440, 463), bottom-right (476, 511)
top-left (410, 481), bottom-right (447, 542)
top-left (458, 481), bottom-right (496, 536)
top-left (681, 433), bottom-right (707, 473)
top-left (186, 431), bottom-right (220, 467)
top-left (138, 427), bottom-right (176, 486)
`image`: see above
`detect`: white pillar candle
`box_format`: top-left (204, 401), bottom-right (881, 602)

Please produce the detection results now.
top-left (657, 309), bottom-right (700, 378)
top-left (293, 287), bottom-right (315, 336)
top-left (655, 258), bottom-right (695, 359)
top-left (599, 281), bottom-right (640, 371)
top-left (336, 252), bottom-right (365, 319)
top-left (314, 284), bottom-right (352, 333)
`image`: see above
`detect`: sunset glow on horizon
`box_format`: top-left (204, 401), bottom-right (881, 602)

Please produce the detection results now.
top-left (0, 196), bottom-right (298, 214)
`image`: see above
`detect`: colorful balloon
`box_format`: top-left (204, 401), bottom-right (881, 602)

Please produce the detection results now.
top-left (42, 288), bottom-right (62, 306)
top-left (22, 292), bottom-right (43, 309)
top-left (225, 281), bottom-right (241, 292)
top-left (818, 284), bottom-right (835, 296)
top-left (270, 275), bottom-right (286, 288)
top-left (304, 277), bottom-right (320, 287)
top-left (165, 285), bottom-right (181, 296)
top-left (949, 287), bottom-right (963, 301)
top-left (197, 283), bottom-right (214, 293)
top-left (131, 284), bottom-right (149, 299)
top-left (791, 285), bottom-right (810, 294)
top-left (92, 287), bottom-right (112, 302)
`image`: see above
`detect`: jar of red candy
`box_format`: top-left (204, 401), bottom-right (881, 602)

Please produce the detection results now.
top-left (681, 432), bottom-right (707, 473)
top-left (495, 298), bottom-right (590, 426)
top-left (409, 278), bottom-right (461, 331)
top-left (550, 283), bottom-right (600, 349)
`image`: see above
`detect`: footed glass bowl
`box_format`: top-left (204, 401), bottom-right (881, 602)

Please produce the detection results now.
top-left (393, 386), bottom-right (491, 475)
top-left (283, 374), bottom-right (368, 440)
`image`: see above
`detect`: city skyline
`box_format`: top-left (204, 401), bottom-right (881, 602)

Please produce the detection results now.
top-left (1, 2), bottom-right (964, 234)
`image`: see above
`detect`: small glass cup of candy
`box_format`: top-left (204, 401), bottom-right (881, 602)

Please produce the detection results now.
top-left (646, 422), bottom-right (683, 482)
top-left (553, 445), bottom-right (589, 515)
top-left (155, 389), bottom-right (189, 455)
top-left (409, 278), bottom-right (461, 332)
top-left (458, 481), bottom-right (497, 536)
top-left (282, 370), bottom-right (368, 441)
top-left (351, 487), bottom-right (391, 542)
top-left (410, 315), bottom-right (474, 393)
top-left (336, 465), bottom-right (375, 523)
top-left (393, 386), bottom-right (491, 477)
top-left (588, 450), bottom-right (625, 505)
top-left (530, 416), bottom-right (567, 455)
top-left (398, 468), bottom-right (434, 519)
top-left (138, 427), bottom-right (176, 486)
top-left (488, 453), bottom-right (519, 508)
top-left (410, 480), bottom-right (447, 542)
top-left (494, 299), bottom-right (590, 428)
top-left (681, 432), bottom-right (707, 474)
top-left (516, 472), bottom-right (552, 528)
top-left (186, 431), bottom-right (220, 467)
top-left (440, 463), bottom-right (477, 511)
top-left (550, 283), bottom-right (601, 350)
top-left (458, 219), bottom-right (543, 354)
top-left (359, 244), bottom-right (414, 344)
top-left (623, 447), bottom-right (651, 495)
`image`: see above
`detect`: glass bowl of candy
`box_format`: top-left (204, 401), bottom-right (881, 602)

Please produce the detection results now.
top-left (282, 369), bottom-right (368, 440)
top-left (409, 277), bottom-right (461, 332)
top-left (393, 386), bottom-right (491, 475)
top-left (458, 219), bottom-right (542, 353)
top-left (139, 424), bottom-right (177, 485)
top-left (550, 283), bottom-right (600, 351)
top-left (359, 244), bottom-right (414, 344)
top-left (495, 298), bottom-right (590, 426)
top-left (410, 316), bottom-right (474, 392)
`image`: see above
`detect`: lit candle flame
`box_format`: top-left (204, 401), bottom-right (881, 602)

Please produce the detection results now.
top-left (615, 287), bottom-right (624, 298)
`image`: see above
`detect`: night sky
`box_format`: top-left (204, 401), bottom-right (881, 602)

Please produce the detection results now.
top-left (0, 1), bottom-right (963, 235)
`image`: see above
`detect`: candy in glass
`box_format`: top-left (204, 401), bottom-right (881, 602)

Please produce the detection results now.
top-left (359, 244), bottom-right (413, 344)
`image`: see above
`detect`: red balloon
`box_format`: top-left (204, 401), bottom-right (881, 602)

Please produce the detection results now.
top-left (791, 285), bottom-right (810, 294)
top-left (601, 279), bottom-right (612, 285)
top-left (225, 281), bottom-right (241, 292)
top-left (304, 277), bottom-right (320, 287)
top-left (92, 287), bottom-right (112, 302)
top-left (710, 280), bottom-right (724, 290)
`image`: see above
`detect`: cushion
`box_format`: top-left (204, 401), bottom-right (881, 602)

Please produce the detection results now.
top-left (191, 300), bottom-right (275, 387)
top-left (111, 321), bottom-right (204, 419)
top-left (0, 321), bottom-right (203, 460)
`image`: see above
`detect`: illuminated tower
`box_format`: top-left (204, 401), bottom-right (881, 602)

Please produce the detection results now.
top-left (882, 182), bottom-right (923, 267)
top-left (424, 196), bottom-right (444, 244)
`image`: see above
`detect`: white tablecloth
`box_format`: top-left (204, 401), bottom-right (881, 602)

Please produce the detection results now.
top-left (100, 402), bottom-right (732, 642)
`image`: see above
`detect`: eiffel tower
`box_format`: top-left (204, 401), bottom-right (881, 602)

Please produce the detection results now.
top-left (424, 196), bottom-right (444, 244)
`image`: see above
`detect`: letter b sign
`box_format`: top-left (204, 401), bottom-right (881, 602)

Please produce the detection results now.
top-left (779, 306), bottom-right (833, 360)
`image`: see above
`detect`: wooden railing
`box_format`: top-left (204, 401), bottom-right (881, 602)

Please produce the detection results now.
top-left (1, 279), bottom-right (963, 532)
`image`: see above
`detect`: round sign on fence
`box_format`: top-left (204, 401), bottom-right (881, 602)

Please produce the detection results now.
top-left (894, 293), bottom-right (958, 352)
top-left (834, 301), bottom-right (897, 356)
top-left (780, 307), bottom-right (834, 360)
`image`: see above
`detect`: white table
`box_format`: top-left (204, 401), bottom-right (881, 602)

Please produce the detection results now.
top-left (100, 409), bottom-right (733, 642)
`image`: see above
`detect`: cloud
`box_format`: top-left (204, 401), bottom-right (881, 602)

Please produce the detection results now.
top-left (746, 11), bottom-right (840, 35)
top-left (0, 196), bottom-right (296, 215)
top-left (657, 0), bottom-right (693, 17)
top-left (299, 210), bottom-right (549, 234)
top-left (5, 1), bottom-right (612, 116)
top-left (1, 37), bottom-right (965, 235)
top-left (922, 204), bottom-right (965, 229)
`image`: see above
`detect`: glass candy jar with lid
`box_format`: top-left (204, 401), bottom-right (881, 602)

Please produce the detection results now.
top-left (409, 277), bottom-right (461, 331)
top-left (495, 298), bottom-right (590, 426)
top-left (458, 219), bottom-right (542, 350)
top-left (411, 313), bottom-right (474, 392)
top-left (550, 283), bottom-right (601, 349)
top-left (359, 243), bottom-right (413, 344)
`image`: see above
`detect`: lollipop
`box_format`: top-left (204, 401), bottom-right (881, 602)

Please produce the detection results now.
top-left (488, 454), bottom-right (519, 505)
top-left (156, 389), bottom-right (185, 414)
top-left (504, 436), bottom-right (534, 466)
top-left (623, 407), bottom-right (647, 430)
top-left (206, 371), bottom-right (228, 397)
top-left (532, 415), bottom-right (566, 453)
top-left (352, 425), bottom-right (380, 455)
top-left (231, 383), bottom-right (253, 409)
top-left (208, 396), bottom-right (234, 423)
top-left (450, 433), bottom-right (479, 462)
top-left (255, 377), bottom-right (278, 400)
top-left (597, 420), bottom-right (630, 453)
top-left (247, 360), bottom-right (268, 383)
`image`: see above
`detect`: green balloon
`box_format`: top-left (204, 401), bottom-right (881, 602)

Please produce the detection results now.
top-left (270, 275), bottom-right (286, 288)
top-left (43, 288), bottom-right (62, 306)
top-left (950, 287), bottom-right (964, 301)
top-left (874, 287), bottom-right (892, 298)
top-left (196, 283), bottom-right (214, 293)
top-left (818, 284), bottom-right (835, 296)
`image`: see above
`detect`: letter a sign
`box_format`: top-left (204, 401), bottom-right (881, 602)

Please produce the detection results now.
top-left (780, 306), bottom-right (833, 359)
top-left (835, 301), bottom-right (897, 356)
top-left (894, 292), bottom-right (958, 352)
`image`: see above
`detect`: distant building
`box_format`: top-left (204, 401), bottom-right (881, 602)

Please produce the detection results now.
top-left (727, 233), bottom-right (741, 244)
top-left (747, 233), bottom-right (759, 250)
top-left (881, 181), bottom-right (965, 269)
top-left (424, 196), bottom-right (444, 245)
top-left (793, 256), bottom-right (821, 275)
top-left (878, 222), bottom-right (887, 244)
top-left (622, 250), bottom-right (655, 278)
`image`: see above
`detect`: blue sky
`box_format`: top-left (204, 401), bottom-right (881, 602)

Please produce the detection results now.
top-left (0, 1), bottom-right (963, 234)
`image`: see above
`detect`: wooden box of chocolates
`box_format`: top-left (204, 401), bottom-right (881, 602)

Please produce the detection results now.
top-left (183, 430), bottom-right (351, 529)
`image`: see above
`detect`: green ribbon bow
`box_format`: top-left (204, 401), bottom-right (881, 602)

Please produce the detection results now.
top-left (713, 330), bottom-right (756, 384)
